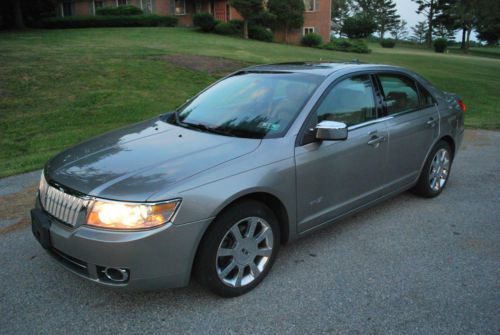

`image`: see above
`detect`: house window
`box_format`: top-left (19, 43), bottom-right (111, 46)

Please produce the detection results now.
top-left (95, 0), bottom-right (103, 8)
top-left (117, 0), bottom-right (128, 6)
top-left (303, 0), bottom-right (315, 12)
top-left (175, 0), bottom-right (186, 15)
top-left (303, 27), bottom-right (315, 35)
top-left (62, 1), bottom-right (73, 17)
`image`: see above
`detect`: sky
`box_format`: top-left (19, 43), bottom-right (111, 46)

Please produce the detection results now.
top-left (395, 0), bottom-right (422, 28)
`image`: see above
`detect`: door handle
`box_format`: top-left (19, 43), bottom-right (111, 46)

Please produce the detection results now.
top-left (367, 136), bottom-right (385, 146)
top-left (426, 118), bottom-right (437, 127)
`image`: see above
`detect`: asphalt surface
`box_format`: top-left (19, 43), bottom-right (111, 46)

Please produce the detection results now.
top-left (1, 130), bottom-right (499, 334)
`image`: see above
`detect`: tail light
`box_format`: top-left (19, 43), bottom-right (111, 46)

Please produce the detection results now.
top-left (458, 99), bottom-right (466, 113)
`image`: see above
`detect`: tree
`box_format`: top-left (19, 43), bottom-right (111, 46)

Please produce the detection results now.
top-left (331, 0), bottom-right (353, 37)
top-left (267, 0), bottom-right (304, 43)
top-left (341, 13), bottom-right (377, 38)
top-left (439, 0), bottom-right (477, 51)
top-left (372, 0), bottom-right (400, 40)
top-left (350, 0), bottom-right (400, 40)
top-left (433, 22), bottom-right (455, 41)
top-left (475, 0), bottom-right (500, 45)
top-left (230, 0), bottom-right (263, 39)
top-left (391, 19), bottom-right (408, 41)
top-left (412, 21), bottom-right (428, 44)
top-left (1, 0), bottom-right (56, 29)
top-left (411, 0), bottom-right (444, 48)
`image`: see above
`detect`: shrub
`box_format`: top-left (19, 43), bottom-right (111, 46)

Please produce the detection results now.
top-left (249, 25), bottom-right (273, 42)
top-left (434, 38), bottom-right (448, 53)
top-left (193, 13), bottom-right (217, 32)
top-left (301, 32), bottom-right (323, 47)
top-left (42, 15), bottom-right (178, 29)
top-left (229, 20), bottom-right (243, 34)
top-left (322, 38), bottom-right (371, 54)
top-left (380, 39), bottom-right (396, 48)
top-left (96, 5), bottom-right (143, 16)
top-left (215, 22), bottom-right (238, 35)
top-left (341, 13), bottom-right (377, 39)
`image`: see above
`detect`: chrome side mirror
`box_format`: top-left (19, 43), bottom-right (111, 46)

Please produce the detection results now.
top-left (315, 121), bottom-right (348, 141)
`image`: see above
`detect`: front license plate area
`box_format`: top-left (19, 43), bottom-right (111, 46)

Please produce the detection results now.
top-left (31, 209), bottom-right (52, 249)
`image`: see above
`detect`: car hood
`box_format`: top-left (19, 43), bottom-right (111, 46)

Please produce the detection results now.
top-left (45, 117), bottom-right (261, 201)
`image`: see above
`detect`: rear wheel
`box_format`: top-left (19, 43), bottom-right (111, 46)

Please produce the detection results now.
top-left (194, 200), bottom-right (280, 297)
top-left (413, 140), bottom-right (453, 198)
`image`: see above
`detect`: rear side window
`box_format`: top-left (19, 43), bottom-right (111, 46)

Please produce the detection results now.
top-left (417, 83), bottom-right (435, 107)
top-left (316, 75), bottom-right (377, 126)
top-left (378, 74), bottom-right (419, 115)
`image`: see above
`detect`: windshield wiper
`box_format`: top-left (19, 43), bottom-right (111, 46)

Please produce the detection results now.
top-left (182, 122), bottom-right (236, 137)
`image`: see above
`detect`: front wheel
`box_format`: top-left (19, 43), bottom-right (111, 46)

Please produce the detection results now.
top-left (194, 200), bottom-right (280, 297)
top-left (412, 140), bottom-right (453, 198)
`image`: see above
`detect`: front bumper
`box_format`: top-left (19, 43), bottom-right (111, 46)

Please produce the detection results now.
top-left (32, 197), bottom-right (212, 291)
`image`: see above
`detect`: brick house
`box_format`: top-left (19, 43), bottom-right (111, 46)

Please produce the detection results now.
top-left (56, 0), bottom-right (331, 43)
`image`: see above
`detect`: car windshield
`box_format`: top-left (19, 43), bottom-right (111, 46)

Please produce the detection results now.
top-left (171, 72), bottom-right (323, 139)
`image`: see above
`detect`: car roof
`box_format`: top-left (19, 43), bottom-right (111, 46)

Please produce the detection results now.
top-left (242, 62), bottom-right (405, 77)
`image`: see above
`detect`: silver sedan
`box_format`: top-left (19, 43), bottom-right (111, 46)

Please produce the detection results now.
top-left (31, 62), bottom-right (465, 297)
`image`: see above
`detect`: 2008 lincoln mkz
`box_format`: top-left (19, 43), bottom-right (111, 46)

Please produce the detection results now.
top-left (31, 63), bottom-right (465, 297)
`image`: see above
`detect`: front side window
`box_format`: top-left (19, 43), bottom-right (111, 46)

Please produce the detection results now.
top-left (172, 73), bottom-right (323, 139)
top-left (316, 75), bottom-right (377, 126)
top-left (378, 74), bottom-right (420, 115)
top-left (303, 0), bottom-right (315, 11)
top-left (175, 0), bottom-right (186, 15)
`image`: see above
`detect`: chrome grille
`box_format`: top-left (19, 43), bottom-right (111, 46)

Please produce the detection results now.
top-left (39, 173), bottom-right (90, 227)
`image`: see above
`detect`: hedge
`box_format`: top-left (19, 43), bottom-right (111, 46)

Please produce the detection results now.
top-left (322, 38), bottom-right (371, 54)
top-left (96, 5), bottom-right (143, 16)
top-left (301, 33), bottom-right (323, 47)
top-left (249, 25), bottom-right (273, 42)
top-left (193, 13), bottom-right (217, 32)
top-left (434, 38), bottom-right (448, 53)
top-left (380, 39), bottom-right (396, 48)
top-left (42, 15), bottom-right (178, 29)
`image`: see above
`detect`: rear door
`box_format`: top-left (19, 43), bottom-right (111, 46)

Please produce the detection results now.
top-left (376, 72), bottom-right (439, 191)
top-left (295, 74), bottom-right (389, 233)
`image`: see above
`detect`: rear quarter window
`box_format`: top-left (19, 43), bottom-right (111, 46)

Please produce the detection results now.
top-left (379, 74), bottom-right (420, 115)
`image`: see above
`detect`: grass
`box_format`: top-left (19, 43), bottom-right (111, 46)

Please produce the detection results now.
top-left (1, 28), bottom-right (499, 177)
top-left (448, 46), bottom-right (500, 59)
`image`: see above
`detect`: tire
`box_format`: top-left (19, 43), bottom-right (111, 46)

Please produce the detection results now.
top-left (412, 140), bottom-right (453, 198)
top-left (194, 200), bottom-right (280, 297)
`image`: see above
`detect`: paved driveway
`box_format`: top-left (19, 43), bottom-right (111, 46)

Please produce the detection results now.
top-left (1, 130), bottom-right (499, 334)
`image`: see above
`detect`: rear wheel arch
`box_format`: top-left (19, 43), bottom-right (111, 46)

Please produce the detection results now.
top-left (440, 135), bottom-right (456, 159)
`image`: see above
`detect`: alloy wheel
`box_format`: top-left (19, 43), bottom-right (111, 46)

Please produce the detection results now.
top-left (216, 217), bottom-right (273, 288)
top-left (429, 148), bottom-right (451, 192)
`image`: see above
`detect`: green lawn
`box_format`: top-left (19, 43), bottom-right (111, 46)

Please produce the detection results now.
top-left (1, 28), bottom-right (499, 177)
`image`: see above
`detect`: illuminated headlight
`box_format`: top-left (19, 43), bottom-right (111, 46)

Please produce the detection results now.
top-left (86, 199), bottom-right (181, 230)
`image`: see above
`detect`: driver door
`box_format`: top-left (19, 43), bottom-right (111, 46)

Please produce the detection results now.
top-left (294, 74), bottom-right (389, 233)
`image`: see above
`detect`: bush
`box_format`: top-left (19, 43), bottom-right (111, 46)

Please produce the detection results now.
top-left (301, 33), bottom-right (323, 47)
top-left (434, 38), bottom-right (448, 53)
top-left (42, 15), bottom-right (178, 29)
top-left (322, 38), bottom-right (371, 54)
top-left (249, 25), bottom-right (273, 42)
top-left (228, 20), bottom-right (243, 34)
top-left (380, 39), bottom-right (396, 48)
top-left (96, 5), bottom-right (143, 16)
top-left (215, 22), bottom-right (239, 35)
top-left (193, 13), bottom-right (217, 32)
top-left (341, 13), bottom-right (377, 39)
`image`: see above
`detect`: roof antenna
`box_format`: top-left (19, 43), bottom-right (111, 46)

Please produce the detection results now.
top-left (352, 59), bottom-right (361, 64)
